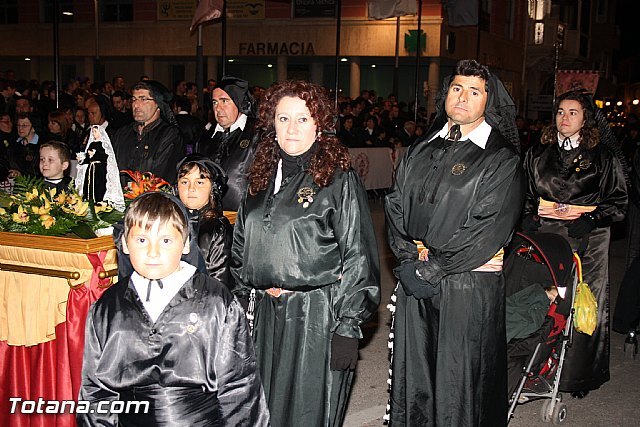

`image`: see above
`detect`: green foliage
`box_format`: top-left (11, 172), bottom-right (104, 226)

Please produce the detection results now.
top-left (0, 176), bottom-right (123, 239)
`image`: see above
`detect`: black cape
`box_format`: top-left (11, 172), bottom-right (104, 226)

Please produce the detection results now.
top-left (195, 117), bottom-right (259, 212)
top-left (385, 127), bottom-right (524, 426)
top-left (112, 119), bottom-right (184, 183)
top-left (188, 206), bottom-right (233, 287)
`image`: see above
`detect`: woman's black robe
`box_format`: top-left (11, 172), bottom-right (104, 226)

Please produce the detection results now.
top-left (231, 167), bottom-right (380, 427)
top-left (523, 142), bottom-right (627, 391)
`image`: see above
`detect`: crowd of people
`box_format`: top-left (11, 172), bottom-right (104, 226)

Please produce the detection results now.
top-left (0, 59), bottom-right (636, 426)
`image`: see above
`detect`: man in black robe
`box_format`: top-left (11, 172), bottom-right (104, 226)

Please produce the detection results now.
top-left (112, 80), bottom-right (184, 183)
top-left (385, 59), bottom-right (524, 426)
top-left (195, 76), bottom-right (259, 211)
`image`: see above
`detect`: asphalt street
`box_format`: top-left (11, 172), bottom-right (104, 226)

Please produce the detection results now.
top-left (343, 199), bottom-right (640, 427)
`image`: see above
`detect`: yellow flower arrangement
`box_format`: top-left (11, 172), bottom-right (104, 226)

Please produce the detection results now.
top-left (0, 176), bottom-right (123, 238)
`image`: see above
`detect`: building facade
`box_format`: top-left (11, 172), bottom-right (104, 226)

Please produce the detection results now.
top-left (523, 0), bottom-right (621, 119)
top-left (1, 0), bottom-right (528, 116)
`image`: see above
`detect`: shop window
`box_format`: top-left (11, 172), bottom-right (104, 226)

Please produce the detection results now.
top-left (102, 0), bottom-right (133, 22)
top-left (0, 0), bottom-right (18, 25)
top-left (42, 0), bottom-right (74, 23)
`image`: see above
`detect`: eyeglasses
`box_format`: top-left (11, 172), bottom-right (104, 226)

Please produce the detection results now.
top-left (17, 124), bottom-right (32, 128)
top-left (131, 96), bottom-right (155, 103)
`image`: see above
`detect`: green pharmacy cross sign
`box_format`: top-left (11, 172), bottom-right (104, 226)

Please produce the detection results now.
top-left (404, 29), bottom-right (427, 53)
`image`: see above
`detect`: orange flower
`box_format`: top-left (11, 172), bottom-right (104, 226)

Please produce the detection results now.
top-left (121, 170), bottom-right (170, 199)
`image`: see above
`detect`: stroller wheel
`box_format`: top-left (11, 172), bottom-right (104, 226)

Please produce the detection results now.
top-left (551, 402), bottom-right (568, 424)
top-left (540, 399), bottom-right (552, 423)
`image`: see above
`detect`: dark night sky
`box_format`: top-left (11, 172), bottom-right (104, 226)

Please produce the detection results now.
top-left (618, 0), bottom-right (640, 58)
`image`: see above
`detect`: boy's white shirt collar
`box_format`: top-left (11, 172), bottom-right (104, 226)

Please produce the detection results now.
top-left (428, 119), bottom-right (492, 149)
top-left (213, 112), bottom-right (247, 135)
top-left (132, 261), bottom-right (197, 323)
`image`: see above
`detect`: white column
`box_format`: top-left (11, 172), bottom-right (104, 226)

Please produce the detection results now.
top-left (427, 58), bottom-right (440, 118)
top-left (349, 57), bottom-right (361, 100)
top-left (310, 62), bottom-right (323, 85)
top-left (83, 56), bottom-right (94, 82)
top-left (207, 56), bottom-right (218, 80)
top-left (29, 58), bottom-right (40, 81)
top-left (143, 56), bottom-right (154, 79)
top-left (277, 55), bottom-right (287, 82)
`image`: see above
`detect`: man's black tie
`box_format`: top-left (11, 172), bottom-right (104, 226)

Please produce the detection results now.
top-left (214, 128), bottom-right (232, 164)
top-left (562, 136), bottom-right (572, 150)
top-left (429, 124), bottom-right (462, 204)
top-left (447, 124), bottom-right (462, 142)
top-left (146, 279), bottom-right (163, 302)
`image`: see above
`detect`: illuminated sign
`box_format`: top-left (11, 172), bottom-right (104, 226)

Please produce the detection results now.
top-left (239, 42), bottom-right (316, 55)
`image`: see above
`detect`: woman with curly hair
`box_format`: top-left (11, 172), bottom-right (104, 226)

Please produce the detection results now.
top-left (522, 90), bottom-right (628, 397)
top-left (231, 80), bottom-right (380, 426)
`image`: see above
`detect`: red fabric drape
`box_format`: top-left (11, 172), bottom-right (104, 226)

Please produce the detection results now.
top-left (0, 251), bottom-right (112, 427)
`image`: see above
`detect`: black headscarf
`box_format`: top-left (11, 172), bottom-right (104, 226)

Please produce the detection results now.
top-left (432, 61), bottom-right (519, 151)
top-left (216, 76), bottom-right (255, 117)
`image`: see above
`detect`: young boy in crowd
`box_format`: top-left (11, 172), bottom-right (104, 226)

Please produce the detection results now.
top-left (78, 192), bottom-right (269, 426)
top-left (39, 141), bottom-right (72, 192)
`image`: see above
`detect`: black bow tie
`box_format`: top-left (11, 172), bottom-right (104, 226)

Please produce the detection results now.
top-left (562, 137), bottom-right (572, 150)
top-left (146, 279), bottom-right (164, 302)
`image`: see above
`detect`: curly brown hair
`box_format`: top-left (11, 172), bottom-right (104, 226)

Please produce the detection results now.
top-left (248, 80), bottom-right (350, 195)
top-left (540, 90), bottom-right (600, 149)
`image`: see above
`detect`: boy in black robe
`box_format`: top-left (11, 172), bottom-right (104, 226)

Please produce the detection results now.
top-left (78, 192), bottom-right (269, 426)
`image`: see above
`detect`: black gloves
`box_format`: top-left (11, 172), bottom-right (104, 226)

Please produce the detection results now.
top-left (393, 262), bottom-right (441, 299)
top-left (521, 214), bottom-right (541, 233)
top-left (330, 333), bottom-right (359, 370)
top-left (566, 214), bottom-right (596, 239)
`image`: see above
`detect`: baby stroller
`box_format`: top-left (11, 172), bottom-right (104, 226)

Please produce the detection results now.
top-left (505, 232), bottom-right (580, 425)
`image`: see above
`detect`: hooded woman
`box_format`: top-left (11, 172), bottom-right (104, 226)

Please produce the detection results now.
top-left (75, 125), bottom-right (125, 210)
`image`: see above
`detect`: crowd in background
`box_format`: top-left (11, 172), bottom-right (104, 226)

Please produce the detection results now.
top-left (2, 68), bottom-right (640, 186)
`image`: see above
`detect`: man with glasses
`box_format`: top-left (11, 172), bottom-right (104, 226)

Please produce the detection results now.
top-left (11, 113), bottom-right (41, 175)
top-left (112, 80), bottom-right (184, 183)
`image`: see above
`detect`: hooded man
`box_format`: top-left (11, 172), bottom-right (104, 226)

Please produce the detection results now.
top-left (112, 80), bottom-right (184, 183)
top-left (195, 76), bottom-right (259, 212)
top-left (385, 59), bottom-right (524, 426)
